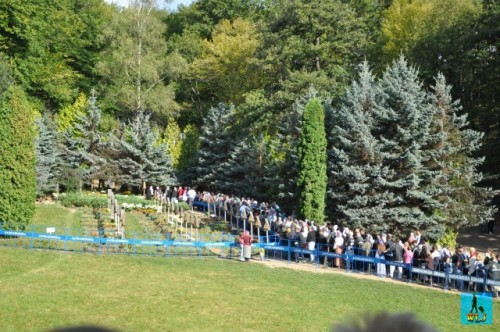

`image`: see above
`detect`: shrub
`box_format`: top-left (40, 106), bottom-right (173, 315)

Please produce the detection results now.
top-left (178, 202), bottom-right (190, 211)
top-left (59, 193), bottom-right (107, 208)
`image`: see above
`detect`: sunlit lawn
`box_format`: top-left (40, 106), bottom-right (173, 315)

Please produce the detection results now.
top-left (6, 204), bottom-right (496, 331)
top-left (1, 246), bottom-right (498, 332)
top-left (32, 203), bottom-right (86, 234)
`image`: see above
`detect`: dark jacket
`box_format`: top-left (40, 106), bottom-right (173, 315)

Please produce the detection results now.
top-left (306, 230), bottom-right (316, 243)
top-left (487, 261), bottom-right (500, 280)
top-left (393, 242), bottom-right (404, 261)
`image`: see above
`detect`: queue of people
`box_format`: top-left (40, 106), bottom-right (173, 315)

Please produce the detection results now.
top-left (142, 184), bottom-right (499, 296)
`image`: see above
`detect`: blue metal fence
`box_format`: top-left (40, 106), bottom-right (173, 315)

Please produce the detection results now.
top-left (264, 239), bottom-right (500, 295)
top-left (1, 226), bottom-right (499, 295)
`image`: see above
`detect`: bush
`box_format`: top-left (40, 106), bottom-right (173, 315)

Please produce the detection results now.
top-left (178, 202), bottom-right (190, 212)
top-left (114, 195), bottom-right (155, 205)
top-left (436, 227), bottom-right (458, 250)
top-left (59, 193), bottom-right (107, 208)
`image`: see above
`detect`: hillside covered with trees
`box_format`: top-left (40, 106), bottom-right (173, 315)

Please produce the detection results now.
top-left (0, 0), bottom-right (498, 239)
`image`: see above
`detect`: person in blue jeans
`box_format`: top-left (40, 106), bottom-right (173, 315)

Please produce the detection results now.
top-left (443, 256), bottom-right (451, 290)
top-left (451, 246), bottom-right (466, 290)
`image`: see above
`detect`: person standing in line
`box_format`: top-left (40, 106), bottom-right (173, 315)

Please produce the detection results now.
top-left (307, 225), bottom-right (317, 263)
top-left (384, 234), bottom-right (395, 277)
top-left (164, 186), bottom-right (171, 205)
top-left (487, 219), bottom-right (494, 235)
top-left (414, 230), bottom-right (422, 246)
top-left (187, 187), bottom-right (196, 207)
top-left (334, 230), bottom-right (344, 268)
top-left (242, 230), bottom-right (253, 262)
top-left (177, 186), bottom-right (184, 201)
top-left (403, 242), bottom-right (414, 281)
top-left (486, 253), bottom-right (499, 296)
top-left (146, 185), bottom-right (153, 200)
top-left (391, 239), bottom-right (404, 279)
top-left (376, 241), bottom-right (386, 277)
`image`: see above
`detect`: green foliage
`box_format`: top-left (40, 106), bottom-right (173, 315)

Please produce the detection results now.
top-left (0, 52), bottom-right (13, 95)
top-left (328, 62), bottom-right (386, 230)
top-left (113, 112), bottom-right (176, 189)
top-left (330, 58), bottom-right (495, 240)
top-left (58, 193), bottom-right (108, 209)
top-left (262, 0), bottom-right (370, 101)
top-left (377, 0), bottom-right (500, 216)
top-left (189, 18), bottom-right (262, 105)
top-left (177, 124), bottom-right (200, 172)
top-left (58, 166), bottom-right (83, 193)
top-left (0, 0), bottom-right (110, 108)
top-left (35, 112), bottom-right (60, 197)
top-left (58, 192), bottom-right (157, 209)
top-left (97, 0), bottom-right (180, 118)
top-left (60, 91), bottom-right (106, 186)
top-left (177, 201), bottom-right (190, 212)
top-left (166, 0), bottom-right (264, 39)
top-left (428, 73), bottom-right (496, 229)
top-left (56, 93), bottom-right (87, 133)
top-left (162, 118), bottom-right (182, 168)
top-left (0, 85), bottom-right (36, 230)
top-left (436, 227), bottom-right (458, 251)
top-left (381, 0), bottom-right (482, 61)
top-left (191, 103), bottom-right (234, 188)
top-left (215, 135), bottom-right (271, 201)
top-left (297, 98), bottom-right (327, 223)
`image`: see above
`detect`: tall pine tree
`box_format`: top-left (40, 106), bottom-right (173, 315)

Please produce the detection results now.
top-left (191, 103), bottom-right (234, 189)
top-left (0, 85), bottom-right (36, 230)
top-left (215, 135), bottom-right (269, 200)
top-left (372, 57), bottom-right (445, 239)
top-left (297, 97), bottom-right (327, 224)
top-left (61, 90), bottom-right (105, 190)
top-left (272, 87), bottom-right (321, 213)
top-left (330, 57), bottom-right (495, 240)
top-left (114, 112), bottom-right (176, 189)
top-left (35, 112), bottom-right (60, 197)
top-left (429, 73), bottom-right (496, 231)
top-left (328, 62), bottom-right (388, 231)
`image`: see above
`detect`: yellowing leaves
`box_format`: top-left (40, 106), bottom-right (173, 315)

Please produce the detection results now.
top-left (382, 0), bottom-right (482, 59)
top-left (57, 93), bottom-right (88, 133)
top-left (189, 18), bottom-right (262, 104)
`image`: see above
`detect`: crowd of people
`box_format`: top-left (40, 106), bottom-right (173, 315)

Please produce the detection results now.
top-left (143, 185), bottom-right (499, 296)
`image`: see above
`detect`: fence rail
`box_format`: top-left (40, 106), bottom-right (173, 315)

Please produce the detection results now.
top-left (1, 227), bottom-right (499, 295)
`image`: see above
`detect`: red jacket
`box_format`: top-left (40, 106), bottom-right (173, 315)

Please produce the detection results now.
top-left (242, 234), bottom-right (252, 246)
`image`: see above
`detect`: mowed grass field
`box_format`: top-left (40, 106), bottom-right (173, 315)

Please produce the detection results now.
top-left (2, 203), bottom-right (498, 331)
top-left (1, 246), bottom-right (499, 332)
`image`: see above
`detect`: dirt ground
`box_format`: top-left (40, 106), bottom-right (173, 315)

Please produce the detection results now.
top-left (457, 224), bottom-right (499, 252)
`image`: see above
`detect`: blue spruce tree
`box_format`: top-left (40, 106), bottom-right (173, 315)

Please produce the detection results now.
top-left (328, 62), bottom-right (388, 232)
top-left (373, 57), bottom-right (445, 239)
top-left (35, 113), bottom-right (60, 197)
top-left (429, 73), bottom-right (496, 231)
top-left (61, 90), bottom-right (105, 190)
top-left (115, 112), bottom-right (176, 189)
top-left (215, 135), bottom-right (269, 200)
top-left (192, 103), bottom-right (234, 189)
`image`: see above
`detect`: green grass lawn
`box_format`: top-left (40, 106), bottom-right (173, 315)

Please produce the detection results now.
top-left (32, 203), bottom-right (86, 234)
top-left (1, 247), bottom-right (498, 332)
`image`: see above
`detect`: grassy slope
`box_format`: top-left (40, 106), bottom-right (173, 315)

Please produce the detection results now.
top-left (1, 247), bottom-right (498, 332)
top-left (32, 203), bottom-right (85, 233)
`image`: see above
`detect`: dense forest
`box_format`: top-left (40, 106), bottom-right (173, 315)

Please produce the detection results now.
top-left (0, 0), bottom-right (498, 238)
